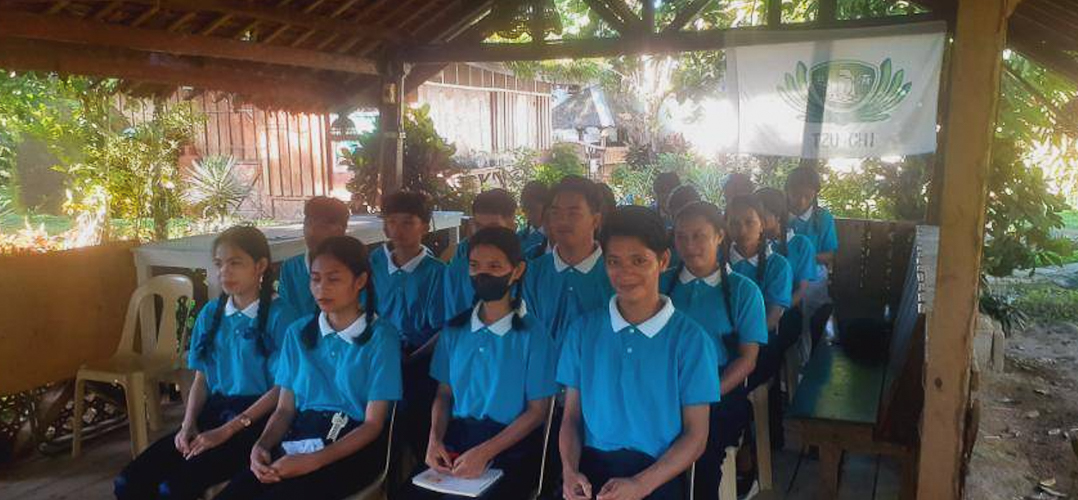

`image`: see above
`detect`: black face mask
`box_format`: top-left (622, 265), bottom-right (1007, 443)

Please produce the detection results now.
top-left (471, 273), bottom-right (514, 302)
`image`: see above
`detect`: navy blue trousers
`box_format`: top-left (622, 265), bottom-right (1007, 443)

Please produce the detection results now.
top-left (114, 395), bottom-right (262, 500)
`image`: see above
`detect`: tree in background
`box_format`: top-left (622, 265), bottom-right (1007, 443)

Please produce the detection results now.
top-left (343, 104), bottom-right (475, 213)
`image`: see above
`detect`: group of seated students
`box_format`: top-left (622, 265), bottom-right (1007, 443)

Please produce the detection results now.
top-left (113, 166), bottom-right (837, 500)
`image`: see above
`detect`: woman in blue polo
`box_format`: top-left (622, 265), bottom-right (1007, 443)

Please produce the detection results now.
top-left (786, 166), bottom-right (839, 347)
top-left (558, 206), bottom-right (719, 500)
top-left (400, 226), bottom-right (557, 499)
top-left (115, 227), bottom-right (297, 500)
top-left (662, 201), bottom-right (768, 500)
top-left (215, 236), bottom-right (401, 500)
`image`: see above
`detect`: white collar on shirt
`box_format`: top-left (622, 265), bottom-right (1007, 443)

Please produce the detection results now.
top-left (608, 295), bottom-right (675, 339)
top-left (786, 228), bottom-right (797, 242)
top-left (470, 304), bottom-right (515, 336)
top-left (797, 206), bottom-right (814, 222)
top-left (678, 265), bottom-right (733, 287)
top-left (552, 244), bottom-right (602, 273)
top-left (319, 311), bottom-right (370, 343)
top-left (225, 297), bottom-right (259, 319)
top-left (304, 251), bottom-right (311, 272)
top-left (385, 245), bottom-right (430, 274)
top-left (729, 244), bottom-right (772, 267)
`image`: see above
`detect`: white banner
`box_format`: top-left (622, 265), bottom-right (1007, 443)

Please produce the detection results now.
top-left (727, 27), bottom-right (945, 158)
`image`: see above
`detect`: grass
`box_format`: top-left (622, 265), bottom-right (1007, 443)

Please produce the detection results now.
top-left (1006, 282), bottom-right (1078, 324)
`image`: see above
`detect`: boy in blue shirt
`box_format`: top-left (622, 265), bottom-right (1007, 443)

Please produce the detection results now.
top-left (522, 176), bottom-right (614, 350)
top-left (518, 180), bottom-right (550, 251)
top-left (559, 206), bottom-right (719, 500)
top-left (278, 196), bottom-right (349, 316)
top-left (372, 191), bottom-right (446, 466)
top-left (443, 189), bottom-right (518, 323)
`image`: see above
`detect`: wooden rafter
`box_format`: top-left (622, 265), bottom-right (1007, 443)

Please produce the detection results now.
top-left (282, 0), bottom-right (360, 47)
top-left (313, 0), bottom-right (391, 52)
top-left (130, 5), bottom-right (160, 27)
top-left (91, 0), bottom-right (122, 21)
top-left (349, 0), bottom-right (433, 55)
top-left (0, 11), bottom-right (378, 74)
top-left (663, 0), bottom-right (713, 33)
top-left (198, 14), bottom-right (233, 36)
top-left (0, 37), bottom-right (350, 109)
top-left (260, 0), bottom-right (333, 45)
top-left (31, 0), bottom-right (404, 43)
top-left (403, 13), bottom-right (946, 62)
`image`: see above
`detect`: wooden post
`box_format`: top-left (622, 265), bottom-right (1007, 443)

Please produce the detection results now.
top-left (918, 0), bottom-right (1020, 498)
top-left (379, 59), bottom-right (408, 201)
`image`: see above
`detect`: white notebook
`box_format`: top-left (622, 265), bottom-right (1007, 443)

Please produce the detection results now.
top-left (411, 468), bottom-right (504, 498)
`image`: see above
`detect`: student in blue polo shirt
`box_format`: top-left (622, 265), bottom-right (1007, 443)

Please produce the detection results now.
top-left (116, 227), bottom-right (298, 500)
top-left (518, 181), bottom-right (551, 251)
top-left (663, 184), bottom-right (702, 271)
top-left (726, 195), bottom-right (792, 334)
top-left (722, 172), bottom-right (755, 212)
top-left (559, 206), bottom-right (719, 500)
top-left (663, 201), bottom-right (768, 500)
top-left (786, 166), bottom-right (839, 347)
top-left (215, 236), bottom-right (401, 500)
top-left (370, 191), bottom-right (446, 466)
top-left (399, 226), bottom-right (556, 499)
top-left (278, 196), bottom-right (350, 316)
top-left (444, 189), bottom-right (518, 323)
top-left (757, 188), bottom-right (815, 310)
top-left (652, 171), bottom-right (681, 228)
top-left (522, 175), bottom-right (614, 349)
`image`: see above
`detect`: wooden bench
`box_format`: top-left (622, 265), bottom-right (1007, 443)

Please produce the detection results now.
top-left (787, 224), bottom-right (938, 499)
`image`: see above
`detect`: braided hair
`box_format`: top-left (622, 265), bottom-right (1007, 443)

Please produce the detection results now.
top-left (198, 226), bottom-right (275, 362)
top-left (447, 226), bottom-right (527, 331)
top-left (727, 195), bottom-right (769, 287)
top-left (754, 187), bottom-right (790, 258)
top-left (300, 236), bottom-right (377, 348)
top-left (666, 201), bottom-right (735, 332)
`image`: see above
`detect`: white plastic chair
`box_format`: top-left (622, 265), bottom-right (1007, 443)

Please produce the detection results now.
top-left (747, 383), bottom-right (774, 492)
top-left (718, 444), bottom-right (739, 499)
top-left (347, 403), bottom-right (398, 500)
top-left (71, 274), bottom-right (194, 458)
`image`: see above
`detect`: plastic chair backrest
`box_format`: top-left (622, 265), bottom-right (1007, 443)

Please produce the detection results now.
top-left (115, 274), bottom-right (195, 361)
top-left (379, 403), bottom-right (397, 481)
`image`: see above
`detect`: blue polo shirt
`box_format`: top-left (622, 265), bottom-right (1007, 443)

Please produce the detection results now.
top-left (431, 304), bottom-right (557, 425)
top-left (517, 225), bottom-right (547, 254)
top-left (556, 296), bottom-right (720, 459)
top-left (442, 238), bottom-right (475, 324)
top-left (275, 313), bottom-right (402, 422)
top-left (662, 266), bottom-right (768, 368)
top-left (188, 296), bottom-right (299, 397)
top-left (729, 245), bottom-right (793, 310)
top-left (521, 245), bottom-right (614, 349)
top-left (772, 231), bottom-right (819, 285)
top-left (278, 253), bottom-right (316, 316)
top-left (789, 206), bottom-right (839, 255)
top-left (369, 245), bottom-right (446, 348)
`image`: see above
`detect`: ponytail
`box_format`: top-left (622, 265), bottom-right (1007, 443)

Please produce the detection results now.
top-left (197, 294), bottom-right (229, 362)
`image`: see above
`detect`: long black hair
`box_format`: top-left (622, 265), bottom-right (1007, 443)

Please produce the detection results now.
top-left (299, 236), bottom-right (377, 348)
top-left (599, 205), bottom-right (669, 256)
top-left (198, 226), bottom-right (275, 361)
top-left (755, 187), bottom-right (790, 258)
top-left (727, 195), bottom-right (769, 287)
top-left (447, 226), bottom-right (527, 330)
top-left (665, 201), bottom-right (735, 332)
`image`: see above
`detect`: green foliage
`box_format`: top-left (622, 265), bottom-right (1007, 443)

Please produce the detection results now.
top-left (982, 137), bottom-right (1074, 277)
top-left (610, 151), bottom-right (721, 206)
top-left (531, 143), bottom-right (586, 185)
top-left (182, 155), bottom-right (252, 222)
top-left (1009, 283), bottom-right (1078, 323)
top-left (979, 279), bottom-right (1029, 336)
top-left (344, 104), bottom-right (474, 212)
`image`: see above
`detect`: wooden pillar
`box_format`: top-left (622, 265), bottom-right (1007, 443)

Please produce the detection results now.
top-left (918, 0), bottom-right (1020, 498)
top-left (379, 59), bottom-right (408, 201)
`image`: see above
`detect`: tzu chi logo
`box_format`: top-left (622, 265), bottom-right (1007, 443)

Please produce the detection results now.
top-left (777, 58), bottom-right (913, 124)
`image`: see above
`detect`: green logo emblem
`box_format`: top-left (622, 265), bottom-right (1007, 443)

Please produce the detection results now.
top-left (777, 58), bottom-right (912, 124)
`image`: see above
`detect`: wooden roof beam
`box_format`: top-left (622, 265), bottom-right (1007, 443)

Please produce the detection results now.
top-left (403, 13), bottom-right (946, 62)
top-left (0, 11), bottom-right (378, 74)
top-left (663, 0), bottom-right (713, 33)
top-left (50, 0), bottom-right (403, 42)
top-left (0, 37), bottom-right (349, 109)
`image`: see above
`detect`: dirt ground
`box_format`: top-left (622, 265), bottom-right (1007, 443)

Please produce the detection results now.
top-left (967, 320), bottom-right (1078, 500)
